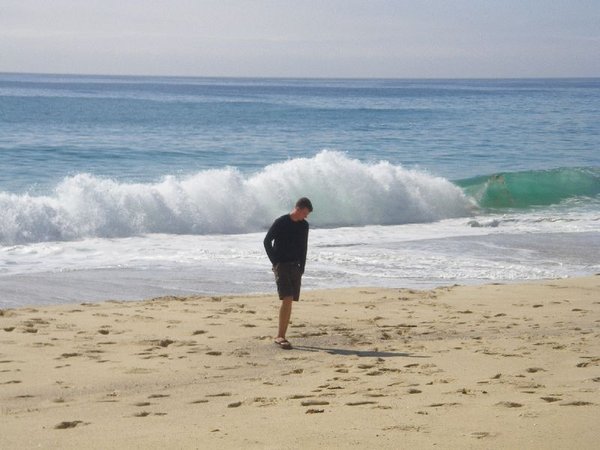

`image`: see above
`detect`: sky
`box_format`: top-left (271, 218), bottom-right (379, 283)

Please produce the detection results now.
top-left (1, 0), bottom-right (599, 78)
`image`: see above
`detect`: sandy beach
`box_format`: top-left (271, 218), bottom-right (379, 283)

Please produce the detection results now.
top-left (1, 276), bottom-right (598, 449)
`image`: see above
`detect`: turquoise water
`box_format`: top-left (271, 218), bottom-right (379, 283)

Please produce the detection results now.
top-left (458, 167), bottom-right (600, 208)
top-left (0, 74), bottom-right (598, 306)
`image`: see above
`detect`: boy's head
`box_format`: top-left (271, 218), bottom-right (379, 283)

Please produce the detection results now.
top-left (295, 197), bottom-right (313, 212)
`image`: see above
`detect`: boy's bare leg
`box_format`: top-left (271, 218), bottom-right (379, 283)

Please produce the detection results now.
top-left (277, 297), bottom-right (293, 339)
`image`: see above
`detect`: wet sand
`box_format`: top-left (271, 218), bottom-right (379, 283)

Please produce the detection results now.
top-left (1, 276), bottom-right (599, 449)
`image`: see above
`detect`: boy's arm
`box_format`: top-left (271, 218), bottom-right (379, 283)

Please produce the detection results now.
top-left (300, 223), bottom-right (309, 274)
top-left (263, 221), bottom-right (278, 266)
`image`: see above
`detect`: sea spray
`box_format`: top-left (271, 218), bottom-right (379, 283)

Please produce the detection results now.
top-left (0, 151), bottom-right (473, 245)
top-left (251, 151), bottom-right (474, 226)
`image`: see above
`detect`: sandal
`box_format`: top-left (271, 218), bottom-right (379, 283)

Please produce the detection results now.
top-left (274, 338), bottom-right (292, 350)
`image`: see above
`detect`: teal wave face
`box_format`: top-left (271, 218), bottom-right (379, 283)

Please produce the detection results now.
top-left (457, 167), bottom-right (600, 208)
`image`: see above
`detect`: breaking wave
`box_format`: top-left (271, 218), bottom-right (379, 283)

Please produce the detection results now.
top-left (0, 151), bottom-right (473, 245)
top-left (457, 167), bottom-right (600, 209)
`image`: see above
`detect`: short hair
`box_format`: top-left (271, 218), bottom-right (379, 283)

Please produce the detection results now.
top-left (295, 197), bottom-right (313, 212)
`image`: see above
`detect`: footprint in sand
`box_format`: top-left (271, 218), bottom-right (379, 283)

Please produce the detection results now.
top-left (55, 420), bottom-right (86, 429)
top-left (288, 394), bottom-right (312, 400)
top-left (228, 401), bottom-right (242, 408)
top-left (206, 392), bottom-right (232, 398)
top-left (346, 401), bottom-right (378, 406)
top-left (471, 431), bottom-right (496, 439)
top-left (576, 357), bottom-right (600, 368)
top-left (58, 352), bottom-right (81, 359)
top-left (148, 394), bottom-right (170, 399)
top-left (158, 339), bottom-right (174, 348)
top-left (387, 423), bottom-right (428, 432)
top-left (496, 401), bottom-right (523, 408)
top-left (560, 401), bottom-right (594, 406)
top-left (428, 402), bottom-right (461, 408)
top-left (301, 400), bottom-right (329, 406)
top-left (133, 411), bottom-right (168, 417)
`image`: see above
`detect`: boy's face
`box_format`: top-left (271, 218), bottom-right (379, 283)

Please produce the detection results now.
top-left (296, 207), bottom-right (311, 221)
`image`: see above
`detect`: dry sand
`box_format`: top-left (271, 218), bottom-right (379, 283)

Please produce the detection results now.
top-left (1, 276), bottom-right (599, 449)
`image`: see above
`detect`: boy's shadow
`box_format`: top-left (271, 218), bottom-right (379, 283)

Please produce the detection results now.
top-left (293, 345), bottom-right (430, 359)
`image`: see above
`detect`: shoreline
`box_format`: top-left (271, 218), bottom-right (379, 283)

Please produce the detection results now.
top-left (1, 276), bottom-right (599, 449)
top-left (2, 267), bottom-right (598, 310)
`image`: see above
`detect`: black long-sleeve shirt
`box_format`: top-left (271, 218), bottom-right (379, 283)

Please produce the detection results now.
top-left (263, 214), bottom-right (309, 272)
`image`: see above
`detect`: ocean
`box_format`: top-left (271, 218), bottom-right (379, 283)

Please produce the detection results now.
top-left (1, 74), bottom-right (598, 308)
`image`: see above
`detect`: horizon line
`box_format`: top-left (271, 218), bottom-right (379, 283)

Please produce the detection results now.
top-left (1, 70), bottom-right (599, 81)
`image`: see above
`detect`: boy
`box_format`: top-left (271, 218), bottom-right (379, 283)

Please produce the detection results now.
top-left (263, 197), bottom-right (313, 349)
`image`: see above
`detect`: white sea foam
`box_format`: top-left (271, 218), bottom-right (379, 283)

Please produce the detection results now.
top-left (1, 222), bottom-right (598, 307)
top-left (0, 151), bottom-right (474, 245)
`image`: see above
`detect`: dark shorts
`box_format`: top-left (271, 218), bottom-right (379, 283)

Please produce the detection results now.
top-left (273, 262), bottom-right (303, 301)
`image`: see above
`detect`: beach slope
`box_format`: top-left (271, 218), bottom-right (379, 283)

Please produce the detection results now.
top-left (1, 276), bottom-right (599, 449)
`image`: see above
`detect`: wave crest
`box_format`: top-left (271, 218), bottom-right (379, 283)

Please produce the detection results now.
top-left (457, 167), bottom-right (600, 208)
top-left (1, 151), bottom-right (473, 245)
